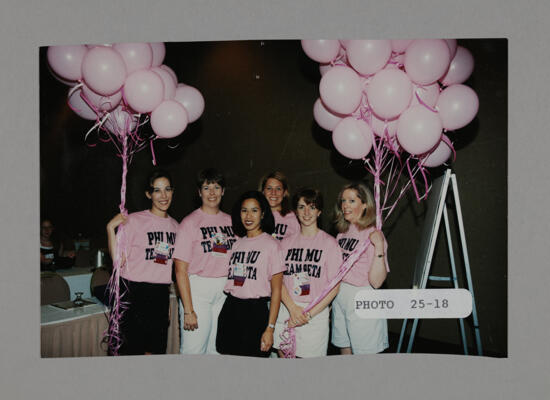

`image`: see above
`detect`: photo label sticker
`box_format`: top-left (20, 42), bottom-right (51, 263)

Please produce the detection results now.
top-left (354, 289), bottom-right (472, 319)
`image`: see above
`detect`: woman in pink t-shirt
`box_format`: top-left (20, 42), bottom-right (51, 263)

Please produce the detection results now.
top-left (173, 168), bottom-right (236, 355)
top-left (331, 182), bottom-right (390, 355)
top-left (106, 169), bottom-right (179, 355)
top-left (216, 191), bottom-right (285, 357)
top-left (259, 171), bottom-right (300, 241)
top-left (273, 188), bottom-right (343, 358)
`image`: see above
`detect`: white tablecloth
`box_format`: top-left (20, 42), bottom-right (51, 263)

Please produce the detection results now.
top-left (41, 295), bottom-right (180, 357)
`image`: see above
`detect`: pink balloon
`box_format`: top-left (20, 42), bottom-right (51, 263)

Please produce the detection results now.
top-left (319, 66), bottom-right (363, 115)
top-left (397, 105), bottom-right (442, 155)
top-left (436, 84), bottom-right (479, 130)
top-left (366, 69), bottom-right (412, 120)
top-left (404, 39), bottom-right (451, 85)
top-left (313, 98), bottom-right (345, 131)
top-left (47, 63), bottom-right (79, 87)
top-left (103, 105), bottom-right (138, 135)
top-left (391, 40), bottom-right (413, 53)
top-left (410, 82), bottom-right (441, 108)
top-left (301, 40), bottom-right (341, 63)
top-left (123, 69), bottom-right (164, 113)
top-left (81, 84), bottom-right (122, 112)
top-left (347, 40), bottom-right (392, 76)
top-left (173, 85), bottom-right (205, 123)
top-left (160, 65), bottom-right (178, 85)
top-left (445, 39), bottom-right (458, 59)
top-left (112, 43), bottom-right (153, 74)
top-left (332, 117), bottom-right (373, 159)
top-left (47, 45), bottom-right (88, 81)
top-left (149, 42), bottom-right (166, 67)
top-left (339, 40), bottom-right (351, 49)
top-left (86, 44), bottom-right (112, 48)
top-left (151, 66), bottom-right (176, 100)
top-left (150, 100), bottom-right (189, 138)
top-left (82, 47), bottom-right (127, 96)
top-left (440, 46), bottom-right (474, 86)
top-left (369, 114), bottom-right (398, 138)
top-left (421, 134), bottom-right (452, 167)
top-left (67, 88), bottom-right (99, 120)
top-left (319, 63), bottom-right (333, 76)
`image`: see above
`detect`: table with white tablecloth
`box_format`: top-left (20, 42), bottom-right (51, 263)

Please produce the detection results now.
top-left (41, 295), bottom-right (180, 357)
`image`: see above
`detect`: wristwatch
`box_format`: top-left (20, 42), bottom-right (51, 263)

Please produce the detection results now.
top-left (267, 323), bottom-right (275, 329)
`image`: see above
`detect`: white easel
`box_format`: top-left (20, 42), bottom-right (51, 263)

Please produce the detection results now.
top-left (396, 169), bottom-right (483, 355)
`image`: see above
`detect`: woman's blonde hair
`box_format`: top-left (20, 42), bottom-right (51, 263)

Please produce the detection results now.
top-left (333, 182), bottom-right (376, 233)
top-left (258, 171), bottom-right (292, 216)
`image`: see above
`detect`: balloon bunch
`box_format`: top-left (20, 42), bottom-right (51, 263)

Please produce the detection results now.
top-left (305, 38), bottom-right (478, 225)
top-left (279, 39), bottom-right (478, 358)
top-left (47, 42), bottom-right (205, 355)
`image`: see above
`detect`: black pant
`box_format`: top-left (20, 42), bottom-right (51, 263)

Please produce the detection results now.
top-left (216, 293), bottom-right (270, 357)
top-left (117, 279), bottom-right (170, 355)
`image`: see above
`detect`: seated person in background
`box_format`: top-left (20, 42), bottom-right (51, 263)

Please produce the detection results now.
top-left (40, 218), bottom-right (75, 271)
top-left (40, 218), bottom-right (62, 270)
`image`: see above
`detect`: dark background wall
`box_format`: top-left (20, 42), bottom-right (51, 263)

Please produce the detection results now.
top-left (39, 39), bottom-right (507, 356)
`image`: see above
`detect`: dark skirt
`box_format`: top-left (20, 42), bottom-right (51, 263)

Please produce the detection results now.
top-left (118, 278), bottom-right (170, 355)
top-left (216, 293), bottom-right (270, 357)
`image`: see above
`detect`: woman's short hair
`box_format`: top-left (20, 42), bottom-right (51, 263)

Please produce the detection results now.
top-left (333, 182), bottom-right (376, 233)
top-left (231, 191), bottom-right (275, 238)
top-left (258, 171), bottom-right (292, 216)
top-left (292, 187), bottom-right (323, 212)
top-left (196, 168), bottom-right (225, 189)
top-left (145, 169), bottom-right (173, 194)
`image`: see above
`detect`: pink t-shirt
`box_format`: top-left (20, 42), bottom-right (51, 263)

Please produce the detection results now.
top-left (281, 230), bottom-right (343, 304)
top-left (336, 224), bottom-right (389, 287)
top-left (223, 232), bottom-right (286, 299)
top-left (173, 208), bottom-right (237, 278)
top-left (120, 210), bottom-right (179, 284)
top-left (272, 210), bottom-right (300, 241)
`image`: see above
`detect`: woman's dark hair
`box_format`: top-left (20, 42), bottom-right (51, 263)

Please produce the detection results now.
top-left (145, 169), bottom-right (173, 194)
top-left (258, 171), bottom-right (292, 216)
top-left (231, 191), bottom-right (275, 238)
top-left (196, 168), bottom-right (225, 189)
top-left (292, 187), bottom-right (324, 212)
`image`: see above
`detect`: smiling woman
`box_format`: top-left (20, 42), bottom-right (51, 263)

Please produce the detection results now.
top-left (331, 182), bottom-right (390, 355)
top-left (216, 191), bottom-right (285, 357)
top-left (106, 168), bottom-right (179, 355)
top-left (259, 171), bottom-right (300, 241)
top-left (173, 168), bottom-right (236, 355)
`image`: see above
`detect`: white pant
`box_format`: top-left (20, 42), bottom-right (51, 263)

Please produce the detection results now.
top-left (273, 301), bottom-right (329, 358)
top-left (331, 282), bottom-right (388, 354)
top-left (179, 275), bottom-right (227, 354)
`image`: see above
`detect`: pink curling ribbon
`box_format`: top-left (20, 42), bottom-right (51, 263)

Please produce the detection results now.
top-left (150, 139), bottom-right (157, 166)
top-left (105, 133), bottom-right (130, 356)
top-left (441, 134), bottom-right (457, 162)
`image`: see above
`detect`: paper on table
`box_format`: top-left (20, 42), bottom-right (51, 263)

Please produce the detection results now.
top-left (51, 299), bottom-right (96, 310)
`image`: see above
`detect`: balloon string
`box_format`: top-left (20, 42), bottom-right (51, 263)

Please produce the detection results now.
top-left (415, 90), bottom-right (438, 113)
top-left (441, 134), bottom-right (457, 162)
top-left (150, 139), bottom-right (157, 166)
top-left (106, 134), bottom-right (129, 355)
top-left (67, 82), bottom-right (83, 98)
